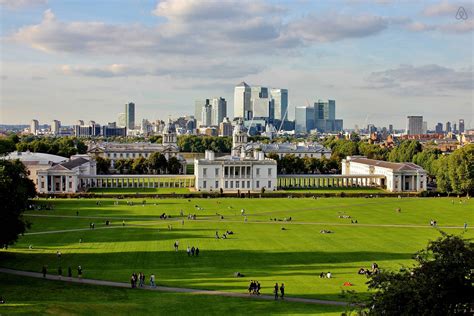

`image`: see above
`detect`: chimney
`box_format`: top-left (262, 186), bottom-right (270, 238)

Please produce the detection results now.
top-left (258, 152), bottom-right (265, 160)
top-left (205, 150), bottom-right (215, 161)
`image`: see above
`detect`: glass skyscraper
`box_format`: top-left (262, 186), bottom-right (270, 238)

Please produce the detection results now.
top-left (125, 102), bottom-right (135, 130)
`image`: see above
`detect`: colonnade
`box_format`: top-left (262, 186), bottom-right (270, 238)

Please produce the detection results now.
top-left (81, 175), bottom-right (195, 189)
top-left (277, 175), bottom-right (385, 189)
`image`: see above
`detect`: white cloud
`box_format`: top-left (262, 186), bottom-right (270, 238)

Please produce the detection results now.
top-left (0, 0), bottom-right (46, 9)
top-left (366, 64), bottom-right (473, 95)
top-left (422, 1), bottom-right (464, 17)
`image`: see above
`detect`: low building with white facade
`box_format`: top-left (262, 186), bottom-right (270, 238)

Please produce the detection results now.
top-left (37, 155), bottom-right (97, 193)
top-left (194, 120), bottom-right (277, 192)
top-left (341, 156), bottom-right (427, 192)
top-left (4, 151), bottom-right (68, 188)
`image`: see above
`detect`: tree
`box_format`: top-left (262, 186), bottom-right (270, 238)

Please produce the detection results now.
top-left (167, 157), bottom-right (182, 174)
top-left (388, 140), bottom-right (422, 162)
top-left (434, 145), bottom-right (474, 195)
top-left (0, 137), bottom-right (16, 155)
top-left (95, 156), bottom-right (111, 174)
top-left (147, 152), bottom-right (167, 174)
top-left (131, 157), bottom-right (147, 174)
top-left (366, 233), bottom-right (474, 315)
top-left (0, 159), bottom-right (36, 247)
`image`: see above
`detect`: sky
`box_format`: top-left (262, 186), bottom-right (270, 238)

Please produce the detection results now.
top-left (0, 0), bottom-right (473, 129)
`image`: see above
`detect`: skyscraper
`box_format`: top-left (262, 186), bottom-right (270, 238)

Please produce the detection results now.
top-left (117, 113), bottom-right (126, 128)
top-left (233, 82), bottom-right (251, 119)
top-left (446, 121), bottom-right (452, 133)
top-left (30, 119), bottom-right (39, 135)
top-left (435, 123), bottom-right (443, 134)
top-left (196, 97), bottom-right (227, 126)
top-left (51, 120), bottom-right (61, 135)
top-left (125, 102), bottom-right (135, 130)
top-left (459, 119), bottom-right (465, 133)
top-left (210, 97), bottom-right (227, 125)
top-left (295, 106), bottom-right (315, 133)
top-left (270, 88), bottom-right (288, 121)
top-left (406, 116), bottom-right (423, 135)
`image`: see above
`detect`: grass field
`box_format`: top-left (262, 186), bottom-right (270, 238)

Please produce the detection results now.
top-left (1, 197), bottom-right (472, 314)
top-left (0, 274), bottom-right (345, 315)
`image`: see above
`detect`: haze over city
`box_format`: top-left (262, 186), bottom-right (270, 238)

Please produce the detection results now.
top-left (1, 0), bottom-right (473, 129)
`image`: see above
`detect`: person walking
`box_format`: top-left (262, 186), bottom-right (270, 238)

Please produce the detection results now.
top-left (191, 246), bottom-right (195, 256)
top-left (274, 283), bottom-right (279, 300)
top-left (130, 275), bottom-right (135, 288)
top-left (280, 283), bottom-right (285, 300)
top-left (77, 265), bottom-right (83, 278)
top-left (42, 265), bottom-right (47, 278)
top-left (187, 246), bottom-right (191, 256)
top-left (464, 222), bottom-right (468, 230)
top-left (195, 247), bottom-right (200, 256)
top-left (150, 274), bottom-right (156, 287)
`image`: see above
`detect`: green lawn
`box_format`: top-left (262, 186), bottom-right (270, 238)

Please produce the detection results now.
top-left (0, 274), bottom-right (345, 315)
top-left (1, 197), bottom-right (472, 313)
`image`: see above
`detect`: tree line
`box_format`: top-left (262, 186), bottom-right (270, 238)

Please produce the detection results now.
top-left (95, 153), bottom-right (183, 175)
top-left (0, 134), bottom-right (88, 157)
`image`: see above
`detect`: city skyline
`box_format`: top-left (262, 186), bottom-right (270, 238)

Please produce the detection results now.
top-left (0, 0), bottom-right (473, 128)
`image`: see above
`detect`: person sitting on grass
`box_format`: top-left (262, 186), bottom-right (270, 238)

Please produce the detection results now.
top-left (319, 272), bottom-right (325, 278)
top-left (0, 296), bottom-right (5, 304)
top-left (358, 267), bottom-right (366, 274)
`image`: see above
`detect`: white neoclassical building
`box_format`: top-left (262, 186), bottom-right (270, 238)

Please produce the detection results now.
top-left (87, 118), bottom-right (186, 173)
top-left (341, 156), bottom-right (427, 192)
top-left (194, 120), bottom-right (277, 192)
top-left (36, 155), bottom-right (97, 193)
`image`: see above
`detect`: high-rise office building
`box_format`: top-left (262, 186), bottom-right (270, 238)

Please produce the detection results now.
top-left (295, 106), bottom-right (315, 133)
top-left (125, 102), bottom-right (135, 130)
top-left (219, 117), bottom-right (233, 136)
top-left (406, 116), bottom-right (423, 135)
top-left (270, 88), bottom-right (288, 121)
top-left (117, 113), bottom-right (126, 128)
top-left (453, 123), bottom-right (457, 133)
top-left (201, 103), bottom-right (212, 127)
top-left (435, 123), bottom-right (443, 133)
top-left (388, 124), bottom-right (394, 134)
top-left (30, 119), bottom-right (39, 135)
top-left (233, 82), bottom-right (251, 119)
top-left (51, 120), bottom-right (61, 135)
top-left (459, 119), bottom-right (465, 133)
top-left (446, 121), bottom-right (452, 133)
top-left (196, 97), bottom-right (227, 126)
top-left (422, 121), bottom-right (428, 134)
top-left (211, 97), bottom-right (227, 126)
top-left (76, 120), bottom-right (84, 126)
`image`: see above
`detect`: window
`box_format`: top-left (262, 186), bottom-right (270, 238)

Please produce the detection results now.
top-left (225, 181), bottom-right (228, 188)
top-left (41, 182), bottom-right (45, 189)
top-left (126, 153), bottom-right (129, 158)
top-left (230, 181), bottom-right (233, 188)
top-left (256, 181), bottom-right (260, 188)
top-left (268, 168), bottom-right (272, 176)
top-left (224, 167), bottom-right (229, 176)
top-left (69, 182), bottom-right (72, 188)
top-left (114, 153), bottom-right (117, 158)
top-left (256, 168), bottom-right (260, 176)
top-left (247, 181), bottom-right (250, 188)
top-left (268, 181), bottom-right (271, 188)
top-left (236, 181), bottom-right (240, 188)
top-left (203, 168), bottom-right (207, 176)
top-left (215, 168), bottom-right (219, 176)
top-left (203, 181), bottom-right (207, 188)
top-left (215, 181), bottom-right (219, 188)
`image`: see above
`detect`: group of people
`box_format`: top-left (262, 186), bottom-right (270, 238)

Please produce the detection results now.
top-left (186, 246), bottom-right (200, 256)
top-left (430, 219), bottom-right (438, 226)
top-left (42, 265), bottom-right (82, 278)
top-left (216, 230), bottom-right (233, 239)
top-left (358, 263), bottom-right (380, 276)
top-left (130, 272), bottom-right (155, 288)
top-left (319, 272), bottom-right (332, 278)
top-left (320, 230), bottom-right (333, 234)
top-left (248, 280), bottom-right (261, 295)
top-left (274, 283), bottom-right (285, 300)
top-left (89, 222), bottom-right (95, 229)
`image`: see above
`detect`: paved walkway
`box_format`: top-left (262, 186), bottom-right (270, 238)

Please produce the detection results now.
top-left (0, 267), bottom-right (349, 306)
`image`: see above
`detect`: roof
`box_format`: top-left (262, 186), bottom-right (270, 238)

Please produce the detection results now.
top-left (5, 151), bottom-right (68, 164)
top-left (347, 157), bottom-right (425, 172)
top-left (236, 81), bottom-right (249, 87)
top-left (58, 157), bottom-right (89, 170)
